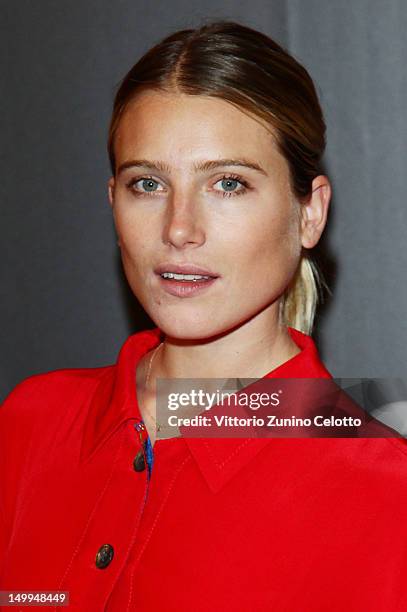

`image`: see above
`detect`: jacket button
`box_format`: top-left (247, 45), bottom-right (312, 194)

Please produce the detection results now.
top-left (133, 450), bottom-right (146, 472)
top-left (95, 544), bottom-right (114, 569)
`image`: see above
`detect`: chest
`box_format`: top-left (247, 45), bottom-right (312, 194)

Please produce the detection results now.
top-left (2, 426), bottom-right (407, 611)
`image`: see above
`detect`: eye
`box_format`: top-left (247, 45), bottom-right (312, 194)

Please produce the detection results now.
top-left (126, 176), bottom-right (165, 196)
top-left (213, 174), bottom-right (249, 198)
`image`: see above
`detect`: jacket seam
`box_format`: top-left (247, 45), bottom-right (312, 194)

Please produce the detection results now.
top-left (126, 454), bottom-right (192, 611)
top-left (202, 438), bottom-right (253, 469)
top-left (55, 425), bottom-right (126, 606)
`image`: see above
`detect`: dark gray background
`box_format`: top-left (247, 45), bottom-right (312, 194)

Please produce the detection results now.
top-left (2, 1), bottom-right (406, 401)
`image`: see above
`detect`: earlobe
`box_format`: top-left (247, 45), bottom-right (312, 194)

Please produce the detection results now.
top-left (300, 176), bottom-right (331, 249)
top-left (107, 178), bottom-right (120, 246)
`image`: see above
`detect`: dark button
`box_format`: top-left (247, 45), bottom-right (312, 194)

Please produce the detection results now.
top-left (95, 544), bottom-right (114, 569)
top-left (133, 449), bottom-right (146, 472)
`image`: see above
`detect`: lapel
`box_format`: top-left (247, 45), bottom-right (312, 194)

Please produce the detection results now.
top-left (184, 328), bottom-right (333, 492)
top-left (80, 326), bottom-right (332, 492)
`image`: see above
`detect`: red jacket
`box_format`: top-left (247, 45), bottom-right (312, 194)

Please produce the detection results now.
top-left (1, 326), bottom-right (407, 611)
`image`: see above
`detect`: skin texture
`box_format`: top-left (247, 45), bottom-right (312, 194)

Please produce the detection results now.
top-left (108, 90), bottom-right (331, 441)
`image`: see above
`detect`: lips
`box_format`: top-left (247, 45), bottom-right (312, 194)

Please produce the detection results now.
top-left (154, 262), bottom-right (220, 298)
top-left (154, 263), bottom-right (220, 278)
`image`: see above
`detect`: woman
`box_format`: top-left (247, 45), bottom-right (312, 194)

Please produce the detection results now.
top-left (1, 20), bottom-right (407, 612)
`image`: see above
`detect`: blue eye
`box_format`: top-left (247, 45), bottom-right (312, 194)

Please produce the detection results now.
top-left (214, 175), bottom-right (249, 198)
top-left (222, 178), bottom-right (239, 191)
top-left (125, 176), bottom-right (165, 196)
top-left (125, 174), bottom-right (250, 198)
top-left (137, 178), bottom-right (160, 192)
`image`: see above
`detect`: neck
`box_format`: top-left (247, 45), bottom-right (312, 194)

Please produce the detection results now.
top-left (152, 307), bottom-right (301, 381)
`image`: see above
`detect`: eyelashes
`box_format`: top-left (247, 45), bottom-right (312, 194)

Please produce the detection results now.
top-left (125, 174), bottom-right (250, 199)
top-left (216, 175), bottom-right (249, 198)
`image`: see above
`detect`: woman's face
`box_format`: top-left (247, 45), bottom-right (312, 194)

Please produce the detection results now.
top-left (109, 90), bottom-right (309, 340)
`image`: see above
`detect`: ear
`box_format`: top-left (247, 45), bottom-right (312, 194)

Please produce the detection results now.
top-left (300, 175), bottom-right (331, 249)
top-left (108, 177), bottom-right (115, 208)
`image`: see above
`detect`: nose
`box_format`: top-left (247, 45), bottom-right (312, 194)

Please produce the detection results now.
top-left (162, 191), bottom-right (206, 249)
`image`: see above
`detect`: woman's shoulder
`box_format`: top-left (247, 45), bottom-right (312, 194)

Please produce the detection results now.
top-left (1, 365), bottom-right (113, 419)
top-left (0, 327), bottom-right (160, 426)
top-left (0, 368), bottom-right (116, 474)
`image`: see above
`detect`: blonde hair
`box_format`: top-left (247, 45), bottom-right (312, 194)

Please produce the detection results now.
top-left (280, 255), bottom-right (331, 335)
top-left (107, 20), bottom-right (330, 334)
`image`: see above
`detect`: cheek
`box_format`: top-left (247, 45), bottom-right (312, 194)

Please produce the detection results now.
top-left (114, 206), bottom-right (148, 255)
top-left (240, 207), bottom-right (301, 274)
top-left (113, 203), bottom-right (137, 239)
top-left (114, 216), bottom-right (150, 285)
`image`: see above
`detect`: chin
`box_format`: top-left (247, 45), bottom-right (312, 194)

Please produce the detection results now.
top-left (147, 309), bottom-right (229, 342)
top-left (149, 305), bottom-right (258, 344)
top-left (154, 318), bottom-right (219, 341)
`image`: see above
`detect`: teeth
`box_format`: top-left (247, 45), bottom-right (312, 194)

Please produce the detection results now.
top-left (161, 272), bottom-right (211, 281)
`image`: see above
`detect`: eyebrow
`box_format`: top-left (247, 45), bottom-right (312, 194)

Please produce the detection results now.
top-left (116, 158), bottom-right (268, 177)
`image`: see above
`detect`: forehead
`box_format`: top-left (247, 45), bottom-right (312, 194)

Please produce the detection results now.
top-left (114, 90), bottom-right (284, 170)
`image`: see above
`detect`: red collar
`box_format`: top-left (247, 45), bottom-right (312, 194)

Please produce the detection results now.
top-left (80, 327), bottom-right (332, 490)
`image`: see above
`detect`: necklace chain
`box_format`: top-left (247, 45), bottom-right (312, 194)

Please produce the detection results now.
top-left (145, 342), bottom-right (163, 387)
top-left (142, 342), bottom-right (164, 431)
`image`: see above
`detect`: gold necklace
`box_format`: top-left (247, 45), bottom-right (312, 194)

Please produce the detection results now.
top-left (143, 342), bottom-right (164, 432)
